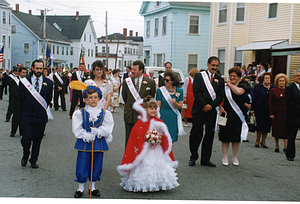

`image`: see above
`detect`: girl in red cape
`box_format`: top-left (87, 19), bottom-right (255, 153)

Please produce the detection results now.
top-left (117, 96), bottom-right (179, 192)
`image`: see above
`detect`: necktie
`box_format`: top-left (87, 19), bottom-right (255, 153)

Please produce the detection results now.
top-left (135, 77), bottom-right (140, 92)
top-left (35, 78), bottom-right (39, 92)
top-left (210, 75), bottom-right (214, 83)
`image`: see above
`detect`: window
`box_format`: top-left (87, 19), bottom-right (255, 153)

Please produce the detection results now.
top-left (91, 49), bottom-right (93, 57)
top-left (88, 49), bottom-right (90, 57)
top-left (146, 20), bottom-right (150, 37)
top-left (89, 34), bottom-right (91, 42)
top-left (162, 16), bottom-right (167, 35)
top-left (187, 54), bottom-right (198, 73)
top-left (218, 48), bottom-right (225, 75)
top-left (11, 25), bottom-right (16, 34)
top-left (119, 60), bottom-right (122, 68)
top-left (8, 12), bottom-right (10, 25)
top-left (133, 49), bottom-right (135, 55)
top-left (2, 35), bottom-right (5, 48)
top-left (70, 63), bottom-right (73, 69)
top-left (188, 15), bottom-right (200, 35)
top-left (70, 47), bottom-right (73, 55)
top-left (25, 61), bottom-right (30, 68)
top-left (153, 53), bottom-right (165, 67)
top-left (57, 46), bottom-right (59, 55)
top-left (124, 47), bottom-right (127, 54)
top-left (103, 59), bottom-right (106, 66)
top-left (2, 11), bottom-right (6, 25)
top-left (66, 47), bottom-right (68, 55)
top-left (235, 3), bottom-right (245, 23)
top-left (155, 1), bottom-right (161, 7)
top-left (154, 18), bottom-right (159, 36)
top-left (268, 3), bottom-right (278, 19)
top-left (233, 47), bottom-right (243, 67)
top-left (24, 43), bottom-right (29, 54)
top-left (8, 36), bottom-right (10, 49)
top-left (1, 59), bottom-right (5, 69)
top-left (84, 33), bottom-right (86, 41)
top-left (218, 3), bottom-right (227, 24)
top-left (102, 46), bottom-right (105, 53)
top-left (95, 46), bottom-right (98, 54)
top-left (53, 45), bottom-right (55, 54)
top-left (62, 47), bottom-right (64, 55)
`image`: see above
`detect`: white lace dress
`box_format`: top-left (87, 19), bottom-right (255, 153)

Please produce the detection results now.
top-left (119, 142), bottom-right (179, 192)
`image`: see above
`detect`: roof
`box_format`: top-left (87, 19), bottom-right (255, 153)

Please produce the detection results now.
top-left (12, 10), bottom-right (72, 43)
top-left (98, 33), bottom-right (143, 42)
top-left (169, 2), bottom-right (210, 8)
top-left (0, 0), bottom-right (9, 6)
top-left (45, 15), bottom-right (90, 40)
top-left (236, 40), bottom-right (288, 51)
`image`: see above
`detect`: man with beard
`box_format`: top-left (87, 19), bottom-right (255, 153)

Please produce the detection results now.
top-left (19, 60), bottom-right (53, 168)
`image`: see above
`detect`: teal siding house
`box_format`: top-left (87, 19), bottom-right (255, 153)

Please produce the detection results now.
top-left (139, 1), bottom-right (210, 76)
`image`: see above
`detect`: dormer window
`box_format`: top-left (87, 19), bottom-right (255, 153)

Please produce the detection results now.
top-left (156, 1), bottom-right (161, 7)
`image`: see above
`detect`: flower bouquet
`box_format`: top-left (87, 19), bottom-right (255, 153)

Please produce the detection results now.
top-left (144, 129), bottom-right (162, 145)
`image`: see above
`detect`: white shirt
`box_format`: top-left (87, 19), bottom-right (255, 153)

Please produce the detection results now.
top-left (207, 70), bottom-right (215, 80)
top-left (31, 74), bottom-right (43, 93)
top-left (295, 82), bottom-right (300, 91)
top-left (134, 75), bottom-right (143, 91)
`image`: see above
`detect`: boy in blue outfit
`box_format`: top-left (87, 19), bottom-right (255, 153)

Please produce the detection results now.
top-left (72, 85), bottom-right (114, 198)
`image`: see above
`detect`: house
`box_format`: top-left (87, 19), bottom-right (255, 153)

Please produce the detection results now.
top-left (139, 1), bottom-right (211, 76)
top-left (46, 11), bottom-right (97, 70)
top-left (96, 28), bottom-right (143, 71)
top-left (11, 4), bottom-right (72, 69)
top-left (0, 0), bottom-right (12, 69)
top-left (209, 2), bottom-right (300, 80)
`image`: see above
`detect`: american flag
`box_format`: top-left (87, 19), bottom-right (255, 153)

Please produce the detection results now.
top-left (0, 46), bottom-right (3, 63)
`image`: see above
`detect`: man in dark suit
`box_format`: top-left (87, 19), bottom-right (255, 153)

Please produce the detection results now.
top-left (122, 60), bottom-right (156, 146)
top-left (19, 60), bottom-right (53, 168)
top-left (69, 63), bottom-right (89, 119)
top-left (53, 66), bottom-right (67, 111)
top-left (5, 68), bottom-right (16, 122)
top-left (10, 67), bottom-right (27, 137)
top-left (158, 62), bottom-right (172, 87)
top-left (0, 68), bottom-right (4, 100)
top-left (123, 66), bottom-right (132, 79)
top-left (285, 69), bottom-right (300, 161)
top-left (189, 56), bottom-right (225, 167)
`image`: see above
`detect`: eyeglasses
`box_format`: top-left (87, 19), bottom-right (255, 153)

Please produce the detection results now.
top-left (164, 79), bottom-right (170, 82)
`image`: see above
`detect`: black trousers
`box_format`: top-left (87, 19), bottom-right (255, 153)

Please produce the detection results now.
top-left (0, 85), bottom-right (3, 99)
top-left (21, 122), bottom-right (46, 164)
top-left (6, 96), bottom-right (13, 121)
top-left (54, 89), bottom-right (66, 110)
top-left (189, 109), bottom-right (217, 163)
top-left (125, 122), bottom-right (135, 148)
top-left (286, 124), bottom-right (300, 159)
top-left (69, 90), bottom-right (85, 117)
top-left (11, 107), bottom-right (22, 135)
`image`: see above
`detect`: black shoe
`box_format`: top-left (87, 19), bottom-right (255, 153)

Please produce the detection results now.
top-left (21, 158), bottom-right (27, 167)
top-left (5, 119), bottom-right (9, 122)
top-left (10, 133), bottom-right (14, 137)
top-left (74, 190), bottom-right (83, 198)
top-left (283, 148), bottom-right (286, 153)
top-left (201, 161), bottom-right (216, 167)
top-left (54, 109), bottom-right (58, 111)
top-left (275, 148), bottom-right (279, 153)
top-left (188, 159), bottom-right (196, 166)
top-left (255, 144), bottom-right (259, 148)
top-left (62, 109), bottom-right (67, 111)
top-left (287, 158), bottom-right (294, 161)
top-left (90, 189), bottom-right (100, 197)
top-left (70, 116), bottom-right (72, 119)
top-left (260, 142), bottom-right (268, 148)
top-left (243, 140), bottom-right (249, 142)
top-left (31, 163), bottom-right (39, 168)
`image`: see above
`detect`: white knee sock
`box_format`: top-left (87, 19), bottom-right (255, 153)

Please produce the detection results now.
top-left (90, 182), bottom-right (96, 191)
top-left (78, 183), bottom-right (85, 192)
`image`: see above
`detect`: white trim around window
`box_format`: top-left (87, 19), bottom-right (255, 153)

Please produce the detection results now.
top-left (218, 2), bottom-right (228, 25)
top-left (146, 19), bottom-right (150, 38)
top-left (234, 2), bottom-right (246, 24)
top-left (162, 15), bottom-right (167, 35)
top-left (267, 2), bottom-right (278, 21)
top-left (232, 47), bottom-right (243, 67)
top-left (186, 53), bottom-right (199, 74)
top-left (154, 17), bottom-right (159, 37)
top-left (188, 14), bottom-right (201, 35)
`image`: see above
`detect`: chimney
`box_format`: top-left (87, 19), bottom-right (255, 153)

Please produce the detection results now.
top-left (29, 10), bottom-right (32, 15)
top-left (76, 11), bottom-right (79, 19)
top-left (130, 30), bottom-right (133, 37)
top-left (123, 28), bottom-right (127, 37)
top-left (136, 32), bottom-right (138, 37)
top-left (41, 10), bottom-right (44, 16)
top-left (16, 4), bottom-right (19, 12)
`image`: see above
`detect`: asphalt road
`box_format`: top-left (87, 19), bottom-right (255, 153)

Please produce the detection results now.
top-left (0, 92), bottom-right (300, 202)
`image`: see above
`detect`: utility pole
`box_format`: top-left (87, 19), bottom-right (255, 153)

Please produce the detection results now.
top-left (105, 11), bottom-right (108, 69)
top-left (37, 8), bottom-right (52, 65)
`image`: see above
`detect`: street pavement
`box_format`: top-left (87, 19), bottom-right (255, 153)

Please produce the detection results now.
top-left (0, 92), bottom-right (300, 202)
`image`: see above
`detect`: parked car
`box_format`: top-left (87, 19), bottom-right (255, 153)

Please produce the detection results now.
top-left (144, 66), bottom-right (185, 87)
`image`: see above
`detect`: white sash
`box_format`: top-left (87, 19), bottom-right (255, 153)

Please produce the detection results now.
top-left (20, 77), bottom-right (48, 111)
top-left (76, 71), bottom-right (83, 82)
top-left (126, 77), bottom-right (141, 101)
top-left (225, 85), bottom-right (248, 141)
top-left (160, 86), bottom-right (186, 136)
top-left (201, 71), bottom-right (219, 131)
top-left (9, 74), bottom-right (20, 86)
top-left (54, 72), bottom-right (64, 85)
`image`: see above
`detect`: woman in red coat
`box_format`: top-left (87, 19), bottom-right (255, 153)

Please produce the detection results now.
top-left (269, 73), bottom-right (289, 153)
top-left (182, 68), bottom-right (198, 126)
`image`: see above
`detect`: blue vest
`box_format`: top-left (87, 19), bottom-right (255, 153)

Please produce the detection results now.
top-left (74, 108), bottom-right (109, 152)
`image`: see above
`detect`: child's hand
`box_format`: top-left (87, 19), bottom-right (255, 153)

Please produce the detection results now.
top-left (91, 127), bottom-right (98, 136)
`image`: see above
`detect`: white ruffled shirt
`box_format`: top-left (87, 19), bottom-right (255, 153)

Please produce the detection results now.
top-left (72, 105), bottom-right (114, 143)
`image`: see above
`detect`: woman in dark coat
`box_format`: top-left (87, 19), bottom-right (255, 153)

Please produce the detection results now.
top-left (269, 73), bottom-right (289, 153)
top-left (251, 72), bottom-right (274, 148)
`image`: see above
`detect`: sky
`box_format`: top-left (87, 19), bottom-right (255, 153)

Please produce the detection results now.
top-left (6, 0), bottom-right (145, 37)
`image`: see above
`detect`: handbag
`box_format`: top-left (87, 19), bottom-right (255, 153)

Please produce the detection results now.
top-left (217, 111), bottom-right (227, 126)
top-left (248, 114), bottom-right (256, 132)
top-left (182, 103), bottom-right (188, 109)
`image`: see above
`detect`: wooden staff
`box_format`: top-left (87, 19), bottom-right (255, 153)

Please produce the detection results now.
top-left (89, 121), bottom-right (95, 199)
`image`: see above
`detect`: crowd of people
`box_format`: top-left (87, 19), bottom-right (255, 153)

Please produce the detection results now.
top-left (1, 57), bottom-right (300, 197)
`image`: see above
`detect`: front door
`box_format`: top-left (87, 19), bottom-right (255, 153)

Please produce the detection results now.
top-left (272, 56), bottom-right (287, 77)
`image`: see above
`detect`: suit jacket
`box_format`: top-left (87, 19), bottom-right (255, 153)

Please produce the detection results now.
top-left (191, 71), bottom-right (225, 115)
top-left (71, 71), bottom-right (89, 95)
top-left (19, 75), bottom-right (53, 124)
top-left (123, 72), bottom-right (130, 80)
top-left (53, 72), bottom-right (67, 92)
top-left (122, 76), bottom-right (156, 124)
top-left (158, 74), bottom-right (164, 87)
top-left (285, 83), bottom-right (300, 125)
top-left (9, 76), bottom-right (20, 109)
